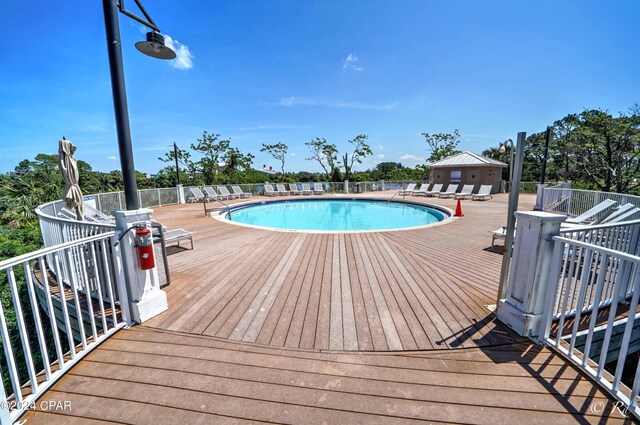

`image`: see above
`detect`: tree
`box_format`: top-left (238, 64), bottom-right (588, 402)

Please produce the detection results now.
top-left (305, 138), bottom-right (338, 179)
top-left (223, 147), bottom-right (255, 174)
top-left (261, 142), bottom-right (288, 180)
top-left (341, 134), bottom-right (372, 181)
top-left (422, 129), bottom-right (462, 162)
top-left (190, 131), bottom-right (231, 184)
top-left (374, 162), bottom-right (404, 174)
top-left (570, 108), bottom-right (640, 193)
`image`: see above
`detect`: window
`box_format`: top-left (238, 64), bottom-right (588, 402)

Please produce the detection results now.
top-left (450, 170), bottom-right (461, 183)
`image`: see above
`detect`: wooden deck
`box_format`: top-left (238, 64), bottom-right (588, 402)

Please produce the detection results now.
top-left (22, 192), bottom-right (627, 423)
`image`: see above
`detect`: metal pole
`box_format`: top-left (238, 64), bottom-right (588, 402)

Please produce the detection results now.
top-left (103, 0), bottom-right (140, 210)
top-left (497, 132), bottom-right (527, 305)
top-left (173, 142), bottom-right (181, 186)
top-left (540, 127), bottom-right (551, 185)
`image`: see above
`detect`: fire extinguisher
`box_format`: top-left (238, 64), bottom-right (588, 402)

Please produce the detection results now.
top-left (134, 225), bottom-right (155, 270)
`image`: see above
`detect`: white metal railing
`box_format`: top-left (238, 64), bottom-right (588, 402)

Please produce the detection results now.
top-left (541, 236), bottom-right (640, 419)
top-left (542, 187), bottom-right (640, 219)
top-left (0, 232), bottom-right (129, 423)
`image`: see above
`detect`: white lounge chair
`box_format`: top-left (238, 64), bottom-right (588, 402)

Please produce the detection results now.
top-left (231, 185), bottom-right (252, 198)
top-left (424, 183), bottom-right (443, 197)
top-left (565, 199), bottom-right (617, 224)
top-left (438, 184), bottom-right (458, 198)
top-left (313, 183), bottom-right (325, 194)
top-left (472, 185), bottom-right (493, 201)
top-left (412, 184), bottom-right (429, 196)
top-left (263, 184), bottom-right (280, 196)
top-left (188, 187), bottom-right (207, 202)
top-left (454, 185), bottom-right (475, 200)
top-left (301, 183), bottom-right (314, 195)
top-left (204, 186), bottom-right (225, 200)
top-left (399, 183), bottom-right (416, 196)
top-left (275, 183), bottom-right (290, 195)
top-left (604, 206), bottom-right (640, 224)
top-left (218, 185), bottom-right (240, 199)
top-left (288, 183), bottom-right (301, 195)
top-left (596, 203), bottom-right (635, 224)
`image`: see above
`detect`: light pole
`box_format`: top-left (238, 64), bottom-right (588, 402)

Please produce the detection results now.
top-left (102, 0), bottom-right (176, 210)
top-left (499, 139), bottom-right (514, 192)
top-left (173, 142), bottom-right (181, 186)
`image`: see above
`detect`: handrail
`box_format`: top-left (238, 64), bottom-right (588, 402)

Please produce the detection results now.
top-left (387, 191), bottom-right (401, 203)
top-left (0, 231), bottom-right (116, 270)
top-left (0, 231), bottom-right (128, 422)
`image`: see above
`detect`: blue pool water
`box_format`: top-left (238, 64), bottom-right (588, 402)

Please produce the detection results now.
top-left (224, 199), bottom-right (448, 231)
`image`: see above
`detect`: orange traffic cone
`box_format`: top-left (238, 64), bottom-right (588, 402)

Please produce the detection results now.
top-left (454, 198), bottom-right (464, 217)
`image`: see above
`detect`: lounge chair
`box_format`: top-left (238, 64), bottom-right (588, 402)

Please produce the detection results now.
top-left (411, 184), bottom-right (429, 196)
top-left (188, 187), bottom-right (207, 202)
top-left (203, 186), bottom-right (225, 200)
top-left (288, 183), bottom-right (301, 195)
top-left (276, 183), bottom-right (290, 195)
top-left (231, 185), bottom-right (252, 198)
top-left (263, 183), bottom-right (280, 196)
top-left (454, 185), bottom-right (475, 200)
top-left (313, 183), bottom-right (325, 194)
top-left (218, 185), bottom-right (240, 199)
top-left (604, 206), bottom-right (640, 224)
top-left (596, 203), bottom-right (635, 224)
top-left (565, 199), bottom-right (617, 224)
top-left (438, 184), bottom-right (458, 198)
top-left (399, 183), bottom-right (416, 196)
top-left (301, 183), bottom-right (314, 195)
top-left (424, 183), bottom-right (443, 197)
top-left (472, 185), bottom-right (493, 201)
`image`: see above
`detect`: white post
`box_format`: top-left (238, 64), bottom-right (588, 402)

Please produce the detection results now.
top-left (344, 180), bottom-right (349, 194)
top-left (177, 184), bottom-right (185, 204)
top-left (497, 211), bottom-right (566, 337)
top-left (534, 183), bottom-right (547, 211)
top-left (381, 180), bottom-right (385, 191)
top-left (113, 208), bottom-right (168, 323)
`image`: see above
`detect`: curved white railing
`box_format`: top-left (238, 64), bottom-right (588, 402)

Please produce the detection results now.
top-left (0, 232), bottom-right (129, 423)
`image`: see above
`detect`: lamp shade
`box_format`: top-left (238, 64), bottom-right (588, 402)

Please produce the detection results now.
top-left (135, 31), bottom-right (176, 60)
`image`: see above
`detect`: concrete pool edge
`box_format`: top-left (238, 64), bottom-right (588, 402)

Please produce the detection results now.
top-left (210, 196), bottom-right (457, 234)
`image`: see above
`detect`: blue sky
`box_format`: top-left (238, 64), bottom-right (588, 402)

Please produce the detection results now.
top-left (1, 1), bottom-right (638, 174)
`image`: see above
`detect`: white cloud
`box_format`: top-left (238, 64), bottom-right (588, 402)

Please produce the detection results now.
top-left (86, 125), bottom-right (106, 132)
top-left (107, 156), bottom-right (118, 160)
top-left (164, 35), bottom-right (193, 70)
top-left (342, 53), bottom-right (364, 71)
top-left (379, 145), bottom-right (384, 151)
top-left (376, 154), bottom-right (385, 159)
top-left (400, 154), bottom-right (423, 161)
top-left (290, 153), bottom-right (297, 157)
top-left (279, 96), bottom-right (397, 111)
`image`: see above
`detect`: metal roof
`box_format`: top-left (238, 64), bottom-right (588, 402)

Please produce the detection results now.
top-left (427, 151), bottom-right (507, 168)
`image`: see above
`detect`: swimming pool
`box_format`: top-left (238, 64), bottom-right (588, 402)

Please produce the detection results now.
top-left (221, 199), bottom-right (450, 232)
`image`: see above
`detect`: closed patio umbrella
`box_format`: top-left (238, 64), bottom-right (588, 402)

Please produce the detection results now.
top-left (58, 137), bottom-right (84, 220)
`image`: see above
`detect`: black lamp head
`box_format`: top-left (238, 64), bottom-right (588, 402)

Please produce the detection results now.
top-left (135, 31), bottom-right (176, 60)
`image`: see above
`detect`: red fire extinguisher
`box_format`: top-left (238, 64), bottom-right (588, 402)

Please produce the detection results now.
top-left (134, 225), bottom-right (155, 270)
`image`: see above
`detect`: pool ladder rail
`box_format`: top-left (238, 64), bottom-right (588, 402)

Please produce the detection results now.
top-left (203, 197), bottom-right (233, 218)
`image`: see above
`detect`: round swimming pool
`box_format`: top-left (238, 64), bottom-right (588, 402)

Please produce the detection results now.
top-left (221, 199), bottom-right (450, 232)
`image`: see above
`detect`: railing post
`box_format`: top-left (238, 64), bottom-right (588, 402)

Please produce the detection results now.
top-left (381, 180), bottom-right (385, 191)
top-left (177, 184), bottom-right (185, 204)
top-left (497, 211), bottom-right (566, 338)
top-left (0, 371), bottom-right (11, 424)
top-left (534, 183), bottom-right (547, 211)
top-left (344, 180), bottom-right (349, 194)
top-left (113, 208), bottom-right (167, 323)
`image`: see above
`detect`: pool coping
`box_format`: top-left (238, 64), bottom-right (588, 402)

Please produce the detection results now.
top-left (210, 196), bottom-right (457, 234)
